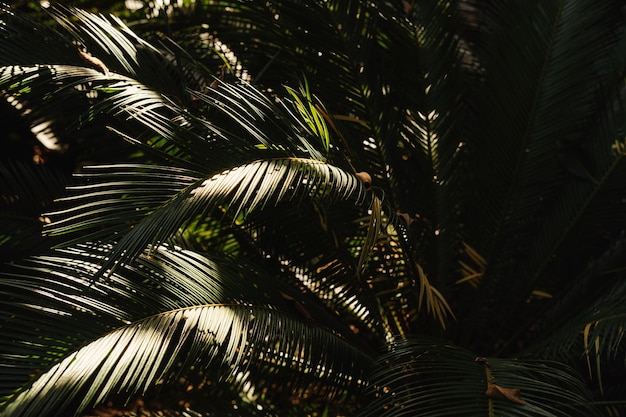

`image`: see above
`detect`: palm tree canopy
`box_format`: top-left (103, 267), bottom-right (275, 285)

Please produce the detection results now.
top-left (2, 0), bottom-right (626, 415)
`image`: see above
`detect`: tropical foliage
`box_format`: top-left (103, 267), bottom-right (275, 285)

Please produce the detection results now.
top-left (1, 0), bottom-right (626, 415)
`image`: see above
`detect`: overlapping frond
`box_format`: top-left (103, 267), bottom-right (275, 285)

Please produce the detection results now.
top-left (3, 0), bottom-right (626, 414)
top-left (521, 249), bottom-right (626, 392)
top-left (1, 304), bottom-right (371, 417)
top-left (455, 0), bottom-right (626, 351)
top-left (45, 159), bottom-right (367, 276)
top-left (241, 199), bottom-right (390, 340)
top-left (358, 336), bottom-right (600, 417)
top-left (0, 242), bottom-right (374, 412)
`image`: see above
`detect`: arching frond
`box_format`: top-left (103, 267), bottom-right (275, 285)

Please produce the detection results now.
top-left (4, 0), bottom-right (626, 414)
top-left (0, 64), bottom-right (246, 170)
top-left (522, 264), bottom-right (626, 396)
top-left (0, 304), bottom-right (372, 417)
top-left (358, 336), bottom-right (601, 417)
top-left (0, 242), bottom-right (374, 409)
top-left (45, 159), bottom-right (367, 276)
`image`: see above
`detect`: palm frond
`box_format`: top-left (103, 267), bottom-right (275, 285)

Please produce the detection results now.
top-left (238, 200), bottom-right (389, 341)
top-left (455, 0), bottom-right (626, 351)
top-left (0, 303), bottom-right (372, 417)
top-left (283, 79), bottom-right (330, 157)
top-left (190, 80), bottom-right (331, 162)
top-left (0, 3), bottom-right (79, 67)
top-left (364, 216), bottom-right (454, 333)
top-left (522, 265), bottom-right (626, 395)
top-left (0, 241), bottom-right (374, 406)
top-left (0, 62), bottom-right (348, 172)
top-left (46, 4), bottom-right (210, 95)
top-left (0, 4), bottom-right (206, 161)
top-left (358, 336), bottom-right (601, 417)
top-left (4, 0), bottom-right (626, 414)
top-left (45, 159), bottom-right (367, 277)
top-left (0, 64), bottom-right (225, 170)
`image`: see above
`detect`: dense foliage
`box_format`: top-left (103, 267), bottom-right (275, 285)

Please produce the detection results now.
top-left (2, 0), bottom-right (626, 415)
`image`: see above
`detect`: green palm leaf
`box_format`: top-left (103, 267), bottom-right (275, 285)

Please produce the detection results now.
top-left (0, 242), bottom-right (373, 409)
top-left (4, 0), bottom-right (626, 414)
top-left (0, 304), bottom-right (372, 417)
top-left (45, 159), bottom-right (367, 277)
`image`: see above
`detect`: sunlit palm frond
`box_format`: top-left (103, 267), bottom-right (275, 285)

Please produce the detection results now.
top-left (0, 4), bottom-right (213, 161)
top-left (0, 241), bottom-right (373, 407)
top-left (1, 303), bottom-right (372, 417)
top-left (190, 0), bottom-right (388, 165)
top-left (283, 79), bottom-right (331, 157)
top-left (45, 159), bottom-right (367, 277)
top-left (191, 80), bottom-right (331, 163)
top-left (0, 64), bottom-right (237, 170)
top-left (44, 164), bottom-right (200, 242)
top-left (0, 64), bottom-right (111, 152)
top-left (0, 62), bottom-right (351, 173)
top-left (46, 5), bottom-right (211, 95)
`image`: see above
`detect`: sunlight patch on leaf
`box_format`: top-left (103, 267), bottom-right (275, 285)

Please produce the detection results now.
top-left (0, 305), bottom-right (371, 417)
top-left (285, 79), bottom-right (331, 156)
top-left (44, 159), bottom-right (367, 278)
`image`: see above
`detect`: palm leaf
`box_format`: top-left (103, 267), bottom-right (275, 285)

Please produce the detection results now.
top-left (0, 304), bottom-right (372, 417)
top-left (454, 0), bottom-right (626, 351)
top-left (358, 336), bottom-right (601, 417)
top-left (0, 63), bottom-right (346, 171)
top-left (0, 5), bottom-right (206, 160)
top-left (521, 257), bottom-right (626, 399)
top-left (0, 64), bottom-right (229, 170)
top-left (45, 159), bottom-right (367, 277)
top-left (3, 305), bottom-right (369, 416)
top-left (46, 4), bottom-right (208, 95)
top-left (0, 242), bottom-right (374, 407)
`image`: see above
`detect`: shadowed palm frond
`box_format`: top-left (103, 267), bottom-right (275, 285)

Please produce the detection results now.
top-left (358, 336), bottom-right (601, 417)
top-left (452, 0), bottom-right (626, 353)
top-left (520, 244), bottom-right (626, 395)
top-left (0, 160), bottom-right (70, 260)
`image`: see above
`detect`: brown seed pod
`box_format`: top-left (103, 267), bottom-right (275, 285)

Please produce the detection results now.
top-left (356, 171), bottom-right (372, 189)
